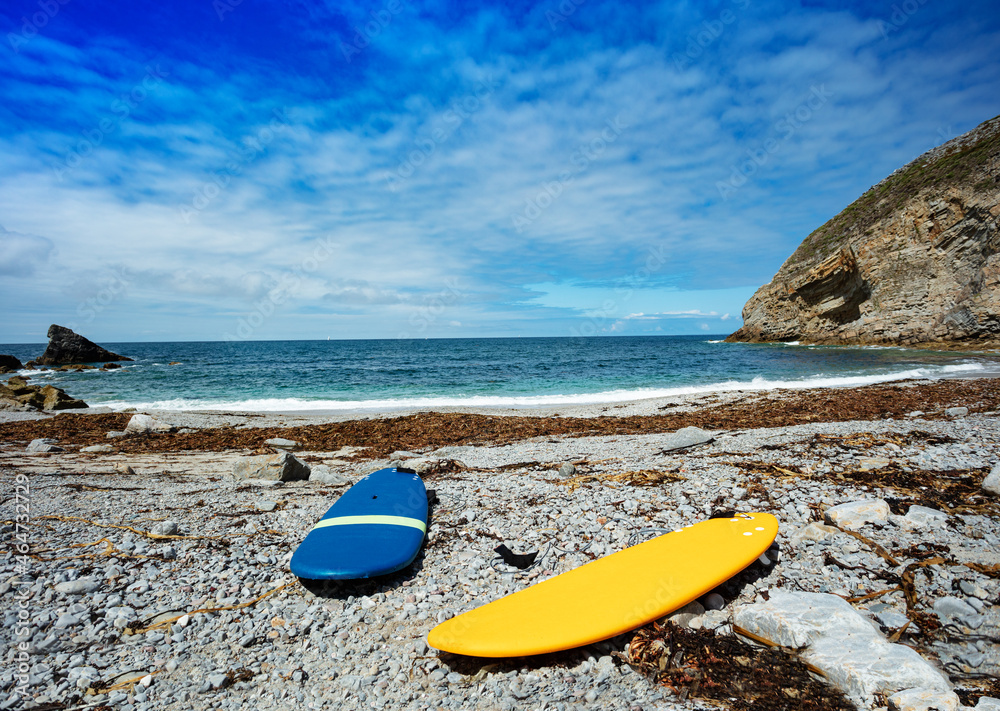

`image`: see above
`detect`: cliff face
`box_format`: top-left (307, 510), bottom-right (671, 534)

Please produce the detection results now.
top-left (727, 115), bottom-right (1000, 348)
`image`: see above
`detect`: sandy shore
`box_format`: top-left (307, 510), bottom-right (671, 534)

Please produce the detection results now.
top-left (2, 378), bottom-right (1000, 710)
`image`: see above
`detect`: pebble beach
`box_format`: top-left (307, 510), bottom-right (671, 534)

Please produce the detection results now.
top-left (2, 378), bottom-right (1000, 711)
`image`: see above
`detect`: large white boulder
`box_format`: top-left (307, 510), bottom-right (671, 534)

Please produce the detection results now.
top-left (734, 591), bottom-right (952, 706)
top-left (124, 414), bottom-right (173, 435)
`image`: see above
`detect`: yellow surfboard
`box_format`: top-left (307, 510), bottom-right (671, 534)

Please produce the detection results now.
top-left (428, 512), bottom-right (778, 657)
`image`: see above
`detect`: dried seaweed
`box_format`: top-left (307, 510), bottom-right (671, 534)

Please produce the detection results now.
top-left (834, 464), bottom-right (996, 515)
top-left (124, 581), bottom-right (293, 635)
top-left (956, 678), bottom-right (1000, 707)
top-left (625, 622), bottom-right (855, 710)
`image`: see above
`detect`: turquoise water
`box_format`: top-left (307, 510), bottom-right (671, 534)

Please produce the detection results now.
top-left (0, 336), bottom-right (994, 412)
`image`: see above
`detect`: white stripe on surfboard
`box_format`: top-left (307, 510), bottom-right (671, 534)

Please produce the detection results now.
top-left (311, 515), bottom-right (427, 533)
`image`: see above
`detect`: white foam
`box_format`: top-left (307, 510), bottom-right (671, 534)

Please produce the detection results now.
top-left (97, 362), bottom-right (988, 413)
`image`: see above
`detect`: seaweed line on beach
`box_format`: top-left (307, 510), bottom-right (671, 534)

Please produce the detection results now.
top-left (3, 378), bottom-right (1000, 458)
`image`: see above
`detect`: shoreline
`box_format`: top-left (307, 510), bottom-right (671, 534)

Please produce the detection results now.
top-left (5, 370), bottom-right (1000, 429)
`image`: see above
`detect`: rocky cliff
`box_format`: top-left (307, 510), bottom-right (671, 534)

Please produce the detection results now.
top-left (727, 115), bottom-right (1000, 348)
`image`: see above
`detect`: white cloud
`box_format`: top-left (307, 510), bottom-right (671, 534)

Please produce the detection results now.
top-left (0, 225), bottom-right (54, 277)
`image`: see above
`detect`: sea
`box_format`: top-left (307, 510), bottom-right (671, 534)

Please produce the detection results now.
top-left (1, 336), bottom-right (997, 414)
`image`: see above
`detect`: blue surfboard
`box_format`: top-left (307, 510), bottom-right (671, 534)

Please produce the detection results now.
top-left (290, 467), bottom-right (428, 580)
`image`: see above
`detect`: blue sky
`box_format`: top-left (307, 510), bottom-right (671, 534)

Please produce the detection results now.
top-left (1, 0), bottom-right (998, 343)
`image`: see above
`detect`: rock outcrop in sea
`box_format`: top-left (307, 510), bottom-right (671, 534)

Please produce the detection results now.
top-left (0, 354), bottom-right (22, 373)
top-left (30, 324), bottom-right (132, 365)
top-left (728, 114), bottom-right (1000, 347)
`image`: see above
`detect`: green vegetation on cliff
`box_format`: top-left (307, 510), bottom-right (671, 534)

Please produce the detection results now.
top-left (786, 116), bottom-right (1000, 275)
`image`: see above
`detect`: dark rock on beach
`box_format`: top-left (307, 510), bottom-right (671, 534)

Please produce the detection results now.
top-left (0, 354), bottom-right (22, 373)
top-left (31, 324), bottom-right (132, 365)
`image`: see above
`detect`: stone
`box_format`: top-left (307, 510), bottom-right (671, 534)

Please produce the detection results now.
top-left (81, 444), bottom-right (115, 453)
top-left (875, 609), bottom-right (910, 630)
top-left (33, 324), bottom-right (132, 365)
top-left (0, 354), bottom-right (23, 372)
top-left (903, 505), bottom-right (949, 528)
top-left (858, 457), bottom-right (892, 471)
top-left (975, 698), bottom-right (1000, 711)
top-left (265, 438), bottom-right (299, 450)
top-left (0, 378), bottom-right (86, 411)
top-left (401, 457), bottom-right (438, 474)
top-left (984, 464), bottom-right (1000, 496)
top-left (106, 431), bottom-right (125, 439)
top-left (400, 457), bottom-right (461, 475)
top-left (824, 499), bottom-right (890, 530)
top-left (308, 465), bottom-right (349, 486)
top-left (945, 406), bottom-right (969, 418)
top-left (734, 591), bottom-right (876, 649)
top-left (150, 520), bottom-right (179, 536)
top-left (0, 397), bottom-right (32, 411)
top-left (790, 522), bottom-right (843, 544)
top-left (666, 600), bottom-right (705, 628)
top-left (233, 451), bottom-right (311, 482)
top-left (5, 376), bottom-right (32, 393)
top-left (124, 414), bottom-right (173, 435)
top-left (558, 462), bottom-right (576, 477)
top-left (933, 596), bottom-right (977, 618)
top-left (54, 613), bottom-right (81, 628)
top-left (54, 579), bottom-right (103, 595)
top-left (27, 438), bottom-right (64, 453)
top-left (734, 591), bottom-right (952, 705)
top-left (888, 687), bottom-right (961, 711)
top-left (659, 426), bottom-right (715, 452)
top-left (701, 593), bottom-right (725, 610)
top-left (390, 450), bottom-right (421, 460)
top-left (41, 385), bottom-right (87, 410)
top-left (206, 672), bottom-right (229, 690)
